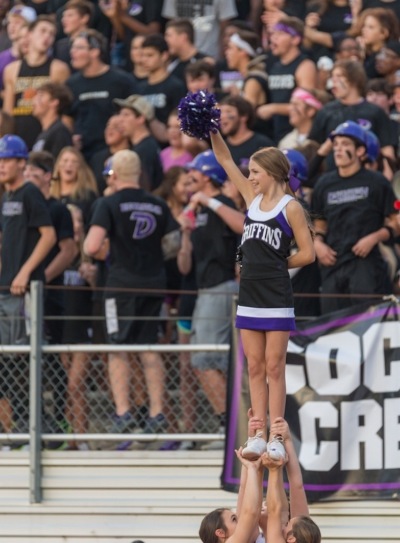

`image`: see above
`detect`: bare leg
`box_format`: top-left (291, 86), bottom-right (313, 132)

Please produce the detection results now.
top-left (241, 329), bottom-right (268, 440)
top-left (108, 352), bottom-right (131, 416)
top-left (139, 351), bottom-right (165, 417)
top-left (179, 330), bottom-right (198, 432)
top-left (195, 368), bottom-right (226, 415)
top-left (265, 331), bottom-right (290, 426)
top-left (68, 352), bottom-right (89, 434)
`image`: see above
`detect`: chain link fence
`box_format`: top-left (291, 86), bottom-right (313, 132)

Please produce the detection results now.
top-left (0, 283), bottom-right (231, 454)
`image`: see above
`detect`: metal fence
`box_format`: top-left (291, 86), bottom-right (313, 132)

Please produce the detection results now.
top-left (0, 282), bottom-right (232, 502)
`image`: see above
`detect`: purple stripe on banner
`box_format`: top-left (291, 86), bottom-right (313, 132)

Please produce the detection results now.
top-left (291, 304), bottom-right (400, 338)
top-left (236, 316), bottom-right (296, 331)
top-left (225, 338), bottom-right (244, 478)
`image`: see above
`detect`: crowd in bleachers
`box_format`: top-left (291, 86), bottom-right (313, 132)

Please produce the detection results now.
top-left (0, 0), bottom-right (400, 448)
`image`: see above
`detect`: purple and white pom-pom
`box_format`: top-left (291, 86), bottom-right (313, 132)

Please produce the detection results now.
top-left (178, 90), bottom-right (221, 140)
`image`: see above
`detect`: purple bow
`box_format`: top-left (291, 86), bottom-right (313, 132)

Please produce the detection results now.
top-left (288, 174), bottom-right (301, 192)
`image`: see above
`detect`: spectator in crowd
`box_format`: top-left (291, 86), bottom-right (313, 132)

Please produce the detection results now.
top-left (164, 18), bottom-right (208, 85)
top-left (50, 145), bottom-right (98, 226)
top-left (309, 59), bottom-right (396, 169)
top-left (358, 7), bottom-right (400, 78)
top-left (53, 0), bottom-right (94, 67)
top-left (0, 134), bottom-right (56, 433)
top-left (311, 121), bottom-right (397, 314)
top-left (160, 109), bottom-right (194, 172)
top-left (375, 40), bottom-right (400, 85)
top-left (62, 203), bottom-right (93, 449)
top-left (153, 167), bottom-right (198, 447)
top-left (129, 34), bottom-right (148, 87)
top-left (90, 114), bottom-right (131, 194)
top-left (334, 35), bottom-right (363, 62)
top-left (0, 110), bottom-right (14, 136)
top-left (185, 58), bottom-right (217, 94)
top-left (163, 0), bottom-right (238, 60)
top-left (278, 87), bottom-right (329, 149)
top-left (258, 16), bottom-right (317, 144)
top-left (0, 0), bottom-right (12, 51)
top-left (366, 78), bottom-right (399, 155)
top-left (114, 94), bottom-right (163, 191)
top-left (32, 82), bottom-right (73, 158)
top-left (99, 0), bottom-right (164, 71)
top-left (84, 149), bottom-right (181, 436)
top-left (0, 4), bottom-right (35, 91)
top-left (178, 150), bottom-right (245, 448)
top-left (135, 34), bottom-right (186, 144)
top-left (225, 29), bottom-right (268, 109)
top-left (65, 29), bottom-right (135, 163)
top-left (3, 15), bottom-right (70, 150)
top-left (24, 150), bottom-right (75, 432)
top-left (219, 95), bottom-right (274, 167)
top-left (352, 0), bottom-right (400, 20)
top-left (303, 0), bottom-right (353, 61)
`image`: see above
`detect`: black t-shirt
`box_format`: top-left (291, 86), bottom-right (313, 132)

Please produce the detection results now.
top-left (309, 100), bottom-right (395, 169)
top-left (311, 168), bottom-right (396, 268)
top-left (361, 0), bottom-right (400, 18)
top-left (44, 197), bottom-right (74, 286)
top-left (191, 194), bottom-right (238, 289)
top-left (0, 182), bottom-right (53, 288)
top-left (32, 119), bottom-right (73, 159)
top-left (66, 67), bottom-right (136, 158)
top-left (135, 74), bottom-right (187, 124)
top-left (167, 51), bottom-right (207, 86)
top-left (120, 0), bottom-right (164, 70)
top-left (90, 188), bottom-right (178, 289)
top-left (306, 3), bottom-right (352, 60)
top-left (267, 53), bottom-right (308, 143)
top-left (60, 190), bottom-right (98, 230)
top-left (132, 135), bottom-right (163, 192)
top-left (227, 132), bottom-right (274, 167)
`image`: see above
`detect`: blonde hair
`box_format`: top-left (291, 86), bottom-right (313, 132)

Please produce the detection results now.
top-left (51, 146), bottom-right (98, 200)
top-left (251, 147), bottom-right (292, 193)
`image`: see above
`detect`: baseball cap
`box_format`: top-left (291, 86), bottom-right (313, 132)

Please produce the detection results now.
top-left (113, 95), bottom-right (154, 121)
top-left (7, 5), bottom-right (37, 24)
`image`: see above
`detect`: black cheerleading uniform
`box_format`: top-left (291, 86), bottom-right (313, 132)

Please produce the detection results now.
top-left (236, 194), bottom-right (295, 331)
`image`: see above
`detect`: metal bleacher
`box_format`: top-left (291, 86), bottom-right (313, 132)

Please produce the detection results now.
top-left (0, 449), bottom-right (399, 542)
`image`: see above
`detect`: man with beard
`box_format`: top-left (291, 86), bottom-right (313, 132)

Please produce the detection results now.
top-left (220, 95), bottom-right (273, 168)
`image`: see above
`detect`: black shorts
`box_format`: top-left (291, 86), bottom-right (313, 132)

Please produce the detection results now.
top-left (104, 293), bottom-right (163, 345)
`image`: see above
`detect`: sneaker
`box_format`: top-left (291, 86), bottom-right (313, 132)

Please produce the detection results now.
top-left (108, 411), bottom-right (137, 434)
top-left (266, 435), bottom-right (286, 461)
top-left (142, 413), bottom-right (168, 434)
top-left (242, 432), bottom-right (267, 460)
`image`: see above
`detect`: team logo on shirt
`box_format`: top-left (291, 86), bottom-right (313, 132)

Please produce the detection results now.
top-left (2, 201), bottom-right (23, 216)
top-left (327, 187), bottom-right (369, 204)
top-left (119, 202), bottom-right (162, 239)
top-left (268, 74), bottom-right (295, 90)
top-left (241, 222), bottom-right (282, 249)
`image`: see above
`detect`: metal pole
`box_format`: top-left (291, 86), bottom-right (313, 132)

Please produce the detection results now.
top-left (29, 281), bottom-right (43, 504)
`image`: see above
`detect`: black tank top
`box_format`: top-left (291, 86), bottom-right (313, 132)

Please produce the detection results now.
top-left (268, 53), bottom-right (306, 143)
top-left (13, 57), bottom-right (53, 149)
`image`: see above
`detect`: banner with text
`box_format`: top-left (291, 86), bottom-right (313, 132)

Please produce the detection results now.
top-left (222, 300), bottom-right (400, 502)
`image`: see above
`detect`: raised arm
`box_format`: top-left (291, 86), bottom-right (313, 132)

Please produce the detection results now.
top-left (261, 453), bottom-right (288, 543)
top-left (229, 451), bottom-right (264, 543)
top-left (210, 131), bottom-right (254, 207)
top-left (270, 418), bottom-right (309, 518)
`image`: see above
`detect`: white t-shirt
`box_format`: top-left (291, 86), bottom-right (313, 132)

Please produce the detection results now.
top-left (162, 0), bottom-right (237, 58)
